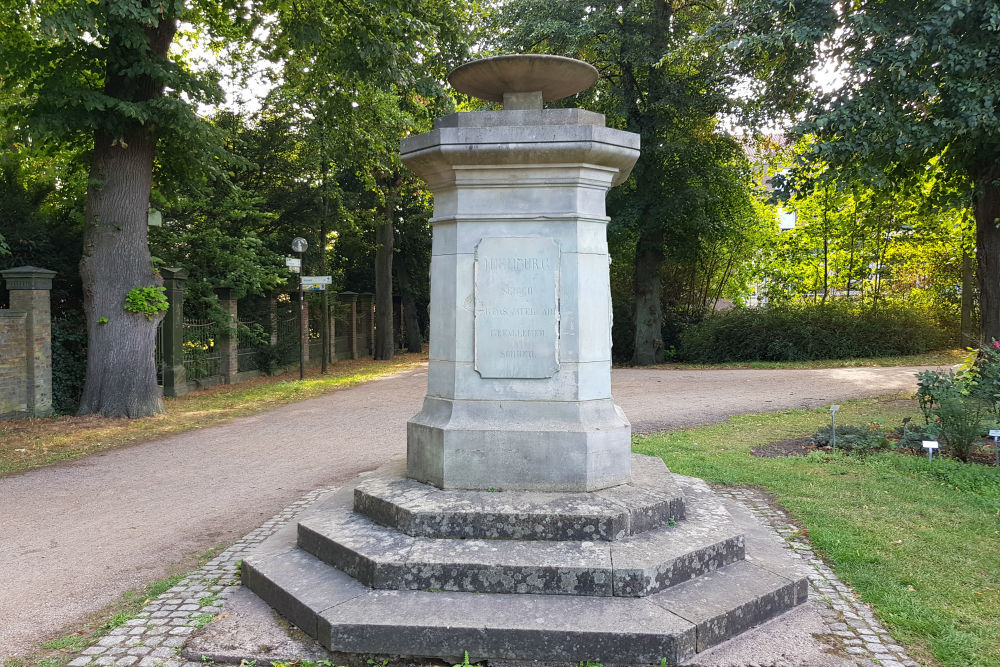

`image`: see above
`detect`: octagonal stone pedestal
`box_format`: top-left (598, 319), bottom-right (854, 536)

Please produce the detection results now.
top-left (402, 108), bottom-right (640, 492)
top-left (239, 56), bottom-right (808, 666)
top-left (241, 455), bottom-right (809, 665)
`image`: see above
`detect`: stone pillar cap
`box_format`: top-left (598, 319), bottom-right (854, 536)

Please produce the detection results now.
top-left (1, 266), bottom-right (56, 290)
top-left (448, 55), bottom-right (598, 107)
top-left (1, 266), bottom-right (57, 277)
top-left (160, 267), bottom-right (189, 280)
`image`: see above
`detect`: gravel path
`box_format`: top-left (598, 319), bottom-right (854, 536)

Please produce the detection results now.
top-left (0, 364), bottom-right (930, 659)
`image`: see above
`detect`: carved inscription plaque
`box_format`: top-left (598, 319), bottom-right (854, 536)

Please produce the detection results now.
top-left (474, 236), bottom-right (560, 378)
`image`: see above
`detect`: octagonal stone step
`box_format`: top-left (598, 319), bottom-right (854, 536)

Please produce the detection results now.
top-left (242, 533), bottom-right (806, 665)
top-left (353, 453), bottom-right (685, 541)
top-left (297, 474), bottom-right (743, 598)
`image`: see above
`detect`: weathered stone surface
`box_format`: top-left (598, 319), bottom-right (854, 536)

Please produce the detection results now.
top-left (354, 453), bottom-right (684, 541)
top-left (448, 55), bottom-right (600, 105)
top-left (401, 101), bottom-right (639, 492)
top-left (399, 536), bottom-right (613, 596)
top-left (320, 588), bottom-right (696, 664)
top-left (241, 546), bottom-right (366, 638)
top-left (302, 462), bottom-right (739, 598)
top-left (611, 477), bottom-right (745, 596)
top-left (649, 560), bottom-right (802, 653)
top-left (474, 236), bottom-right (561, 379)
top-left (298, 511), bottom-right (413, 591)
top-left (240, 461), bottom-right (812, 666)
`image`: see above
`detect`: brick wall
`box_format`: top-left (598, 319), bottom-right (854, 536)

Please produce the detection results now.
top-left (0, 311), bottom-right (28, 417)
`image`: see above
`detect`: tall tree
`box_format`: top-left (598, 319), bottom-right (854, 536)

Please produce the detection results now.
top-left (727, 0), bottom-right (1000, 341)
top-left (260, 0), bottom-right (473, 359)
top-left (492, 0), bottom-right (763, 364)
top-left (1, 0), bottom-right (245, 416)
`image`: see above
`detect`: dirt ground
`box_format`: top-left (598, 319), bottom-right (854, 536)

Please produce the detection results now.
top-left (0, 364), bottom-right (932, 659)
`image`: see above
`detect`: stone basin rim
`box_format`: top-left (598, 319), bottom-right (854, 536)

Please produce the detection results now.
top-left (448, 54), bottom-right (599, 104)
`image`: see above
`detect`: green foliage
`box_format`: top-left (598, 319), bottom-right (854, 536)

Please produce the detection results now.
top-left (124, 286), bottom-right (169, 321)
top-left (677, 303), bottom-right (951, 363)
top-left (809, 423), bottom-right (893, 456)
top-left (725, 0), bottom-right (1000, 183)
top-left (634, 399), bottom-right (1000, 666)
top-left (252, 345), bottom-right (283, 376)
top-left (754, 140), bottom-right (972, 326)
top-left (491, 0), bottom-right (774, 364)
top-left (934, 394), bottom-right (985, 462)
top-left (915, 341), bottom-right (1000, 461)
top-left (51, 312), bottom-right (87, 414)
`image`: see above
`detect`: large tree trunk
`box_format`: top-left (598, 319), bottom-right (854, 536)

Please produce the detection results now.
top-left (395, 257), bottom-right (424, 353)
top-left (633, 225), bottom-right (665, 365)
top-left (374, 214), bottom-right (395, 360)
top-left (78, 16), bottom-right (177, 417)
top-left (78, 131), bottom-right (164, 417)
top-left (973, 160), bottom-right (1000, 345)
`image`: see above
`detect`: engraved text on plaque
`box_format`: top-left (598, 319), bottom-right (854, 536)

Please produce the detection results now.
top-left (474, 236), bottom-right (560, 378)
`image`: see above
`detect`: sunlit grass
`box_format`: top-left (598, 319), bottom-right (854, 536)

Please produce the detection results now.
top-left (635, 396), bottom-right (1000, 667)
top-left (0, 353), bottom-right (427, 477)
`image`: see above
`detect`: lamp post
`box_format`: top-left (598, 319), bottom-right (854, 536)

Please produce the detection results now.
top-left (292, 237), bottom-right (308, 380)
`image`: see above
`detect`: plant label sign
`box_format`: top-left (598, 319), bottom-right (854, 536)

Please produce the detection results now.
top-left (989, 429), bottom-right (1000, 438)
top-left (923, 440), bottom-right (939, 462)
top-left (301, 275), bottom-right (332, 286)
top-left (830, 404), bottom-right (840, 413)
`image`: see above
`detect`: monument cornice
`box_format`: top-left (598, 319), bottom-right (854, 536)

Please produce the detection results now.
top-left (401, 125), bottom-right (640, 188)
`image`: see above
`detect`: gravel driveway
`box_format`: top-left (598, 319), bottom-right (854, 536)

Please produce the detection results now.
top-left (0, 364), bottom-right (929, 659)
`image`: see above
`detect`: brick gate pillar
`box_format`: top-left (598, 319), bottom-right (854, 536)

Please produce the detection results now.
top-left (1, 266), bottom-right (56, 417)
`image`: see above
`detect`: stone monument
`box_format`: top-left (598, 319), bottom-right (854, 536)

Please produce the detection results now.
top-left (241, 55), bottom-right (808, 665)
top-left (404, 55), bottom-right (636, 492)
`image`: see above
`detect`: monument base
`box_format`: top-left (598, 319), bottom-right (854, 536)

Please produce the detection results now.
top-left (241, 455), bottom-right (808, 665)
top-left (406, 397), bottom-right (632, 492)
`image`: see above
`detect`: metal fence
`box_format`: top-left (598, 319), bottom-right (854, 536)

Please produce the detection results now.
top-left (237, 319), bottom-right (265, 372)
top-left (182, 318), bottom-right (222, 380)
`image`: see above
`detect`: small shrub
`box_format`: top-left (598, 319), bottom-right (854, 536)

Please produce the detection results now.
top-left (915, 346), bottom-right (999, 462)
top-left (252, 345), bottom-right (282, 376)
top-left (934, 394), bottom-right (986, 462)
top-left (894, 422), bottom-right (937, 450)
top-left (809, 423), bottom-right (892, 455)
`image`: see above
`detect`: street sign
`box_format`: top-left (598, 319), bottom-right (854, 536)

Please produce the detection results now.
top-left (286, 257), bottom-right (302, 274)
top-left (301, 275), bottom-right (333, 286)
top-left (304, 283), bottom-right (326, 291)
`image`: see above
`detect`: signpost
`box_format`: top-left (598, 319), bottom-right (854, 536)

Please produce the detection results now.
top-left (291, 238), bottom-right (308, 380)
top-left (301, 276), bottom-right (332, 286)
top-left (990, 429), bottom-right (1000, 467)
top-left (922, 440), bottom-right (939, 462)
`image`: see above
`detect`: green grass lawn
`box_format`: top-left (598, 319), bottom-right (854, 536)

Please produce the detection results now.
top-left (634, 397), bottom-right (1000, 667)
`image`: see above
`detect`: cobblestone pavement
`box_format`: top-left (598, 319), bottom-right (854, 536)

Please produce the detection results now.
top-left (57, 485), bottom-right (917, 667)
top-left (717, 488), bottom-right (918, 667)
